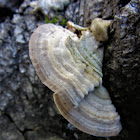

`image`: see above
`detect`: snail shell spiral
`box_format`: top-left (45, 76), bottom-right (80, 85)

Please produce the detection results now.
top-left (29, 18), bottom-right (122, 137)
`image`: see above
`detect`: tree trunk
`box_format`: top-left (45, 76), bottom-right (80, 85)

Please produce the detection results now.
top-left (0, 0), bottom-right (140, 140)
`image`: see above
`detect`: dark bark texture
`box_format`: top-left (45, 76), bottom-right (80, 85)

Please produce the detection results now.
top-left (0, 0), bottom-right (140, 140)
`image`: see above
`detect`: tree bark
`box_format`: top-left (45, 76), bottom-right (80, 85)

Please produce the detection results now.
top-left (0, 0), bottom-right (140, 140)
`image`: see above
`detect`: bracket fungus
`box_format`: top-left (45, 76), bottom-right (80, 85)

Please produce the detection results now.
top-left (29, 18), bottom-right (122, 137)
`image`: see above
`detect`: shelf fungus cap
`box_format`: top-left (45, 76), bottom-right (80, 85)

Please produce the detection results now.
top-left (29, 18), bottom-right (122, 137)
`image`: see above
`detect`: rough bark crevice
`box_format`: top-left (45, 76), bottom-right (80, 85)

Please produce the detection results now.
top-left (0, 0), bottom-right (140, 140)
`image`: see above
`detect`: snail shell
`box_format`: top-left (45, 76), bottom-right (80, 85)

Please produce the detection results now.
top-left (29, 18), bottom-right (122, 137)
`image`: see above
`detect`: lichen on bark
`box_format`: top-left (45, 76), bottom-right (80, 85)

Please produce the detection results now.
top-left (0, 0), bottom-right (140, 140)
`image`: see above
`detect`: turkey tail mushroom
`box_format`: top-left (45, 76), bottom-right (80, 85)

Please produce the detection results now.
top-left (29, 18), bottom-right (122, 137)
top-left (54, 86), bottom-right (121, 136)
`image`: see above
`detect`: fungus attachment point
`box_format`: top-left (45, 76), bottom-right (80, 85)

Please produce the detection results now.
top-left (90, 18), bottom-right (111, 41)
top-left (29, 18), bottom-right (121, 137)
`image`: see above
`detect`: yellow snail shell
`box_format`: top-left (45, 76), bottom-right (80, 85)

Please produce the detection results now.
top-left (29, 18), bottom-right (122, 137)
